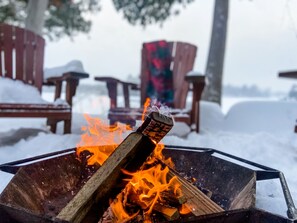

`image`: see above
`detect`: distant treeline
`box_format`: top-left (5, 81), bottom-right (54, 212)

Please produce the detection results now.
top-left (223, 84), bottom-right (284, 97)
top-left (43, 82), bottom-right (285, 98)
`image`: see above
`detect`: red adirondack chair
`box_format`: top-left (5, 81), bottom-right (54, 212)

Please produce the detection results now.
top-left (95, 40), bottom-right (205, 132)
top-left (0, 23), bottom-right (89, 134)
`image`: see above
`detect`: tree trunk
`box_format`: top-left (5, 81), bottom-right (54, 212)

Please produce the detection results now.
top-left (25, 0), bottom-right (49, 35)
top-left (202, 0), bottom-right (229, 105)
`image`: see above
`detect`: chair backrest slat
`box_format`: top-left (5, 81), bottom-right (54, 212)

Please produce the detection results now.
top-left (172, 42), bottom-right (197, 108)
top-left (15, 26), bottom-right (25, 81)
top-left (24, 30), bottom-right (35, 85)
top-left (140, 41), bottom-right (197, 109)
top-left (140, 45), bottom-right (148, 106)
top-left (35, 35), bottom-right (45, 89)
top-left (0, 23), bottom-right (45, 92)
top-left (2, 24), bottom-right (13, 79)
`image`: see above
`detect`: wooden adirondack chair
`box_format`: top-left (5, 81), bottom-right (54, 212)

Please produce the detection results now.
top-left (0, 23), bottom-right (89, 134)
top-left (95, 40), bottom-right (205, 132)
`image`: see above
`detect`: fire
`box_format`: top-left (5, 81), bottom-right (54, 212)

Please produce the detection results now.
top-left (179, 204), bottom-right (191, 215)
top-left (110, 193), bottom-right (139, 223)
top-left (124, 164), bottom-right (182, 213)
top-left (142, 98), bottom-right (151, 121)
top-left (76, 98), bottom-right (155, 166)
top-left (148, 144), bottom-right (175, 168)
top-left (76, 114), bottom-right (131, 165)
top-left (109, 164), bottom-right (183, 222)
top-left (78, 100), bottom-right (186, 222)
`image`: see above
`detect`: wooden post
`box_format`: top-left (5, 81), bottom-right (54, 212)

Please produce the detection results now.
top-left (57, 112), bottom-right (173, 223)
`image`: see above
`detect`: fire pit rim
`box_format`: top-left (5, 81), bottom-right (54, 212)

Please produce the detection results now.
top-left (0, 144), bottom-right (296, 221)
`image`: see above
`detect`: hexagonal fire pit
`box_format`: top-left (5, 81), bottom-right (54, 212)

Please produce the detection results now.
top-left (0, 145), bottom-right (295, 223)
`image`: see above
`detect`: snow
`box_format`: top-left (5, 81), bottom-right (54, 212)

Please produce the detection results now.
top-left (186, 71), bottom-right (204, 77)
top-left (0, 77), bottom-right (68, 106)
top-left (0, 77), bottom-right (46, 104)
top-left (0, 79), bottom-right (297, 219)
top-left (44, 60), bottom-right (87, 79)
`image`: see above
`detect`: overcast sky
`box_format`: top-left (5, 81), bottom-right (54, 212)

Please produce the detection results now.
top-left (44, 0), bottom-right (297, 92)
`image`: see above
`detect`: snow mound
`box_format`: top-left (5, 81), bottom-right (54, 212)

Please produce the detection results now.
top-left (200, 101), bottom-right (225, 132)
top-left (0, 77), bottom-right (47, 104)
top-left (44, 60), bottom-right (87, 79)
top-left (224, 100), bottom-right (297, 133)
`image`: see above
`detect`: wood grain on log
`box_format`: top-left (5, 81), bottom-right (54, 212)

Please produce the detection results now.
top-left (166, 166), bottom-right (224, 216)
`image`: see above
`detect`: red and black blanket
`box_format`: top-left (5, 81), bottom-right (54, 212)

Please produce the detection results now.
top-left (144, 40), bottom-right (174, 107)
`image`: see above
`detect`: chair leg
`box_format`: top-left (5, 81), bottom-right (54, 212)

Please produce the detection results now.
top-left (109, 119), bottom-right (117, 126)
top-left (64, 120), bottom-right (71, 134)
top-left (127, 120), bottom-right (136, 128)
top-left (47, 119), bottom-right (57, 133)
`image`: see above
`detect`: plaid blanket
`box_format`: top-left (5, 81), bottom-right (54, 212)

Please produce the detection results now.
top-left (144, 40), bottom-right (174, 107)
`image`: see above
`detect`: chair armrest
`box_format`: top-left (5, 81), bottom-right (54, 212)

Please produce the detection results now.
top-left (45, 71), bottom-right (89, 83)
top-left (44, 72), bottom-right (89, 106)
top-left (94, 77), bottom-right (138, 88)
top-left (94, 76), bottom-right (139, 109)
top-left (184, 72), bottom-right (205, 99)
top-left (185, 71), bottom-right (205, 83)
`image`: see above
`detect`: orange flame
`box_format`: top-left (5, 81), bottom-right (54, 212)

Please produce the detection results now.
top-left (76, 114), bottom-right (131, 166)
top-left (142, 98), bottom-right (151, 121)
top-left (110, 192), bottom-right (139, 223)
top-left (77, 102), bottom-right (188, 222)
top-left (124, 164), bottom-right (182, 214)
top-left (179, 204), bottom-right (191, 215)
top-left (109, 164), bottom-right (182, 222)
top-left (150, 144), bottom-right (175, 168)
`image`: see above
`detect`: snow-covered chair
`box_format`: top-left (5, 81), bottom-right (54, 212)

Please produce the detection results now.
top-left (0, 23), bottom-right (89, 134)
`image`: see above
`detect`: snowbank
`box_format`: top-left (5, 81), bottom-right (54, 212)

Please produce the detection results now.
top-left (224, 101), bottom-right (297, 134)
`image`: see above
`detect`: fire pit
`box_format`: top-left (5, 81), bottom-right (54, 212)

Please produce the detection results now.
top-left (0, 112), bottom-right (296, 223)
top-left (0, 145), bottom-right (295, 223)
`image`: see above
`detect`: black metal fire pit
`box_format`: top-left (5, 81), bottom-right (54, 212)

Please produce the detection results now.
top-left (0, 145), bottom-right (296, 223)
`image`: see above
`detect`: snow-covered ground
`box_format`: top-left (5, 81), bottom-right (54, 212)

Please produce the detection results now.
top-left (0, 77), bottom-right (296, 220)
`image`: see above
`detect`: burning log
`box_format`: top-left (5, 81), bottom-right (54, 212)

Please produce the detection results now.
top-left (116, 182), bottom-right (181, 221)
top-left (57, 112), bottom-right (174, 223)
top-left (160, 191), bottom-right (187, 206)
top-left (153, 203), bottom-right (180, 221)
top-left (98, 159), bottom-right (223, 223)
top-left (164, 162), bottom-right (224, 216)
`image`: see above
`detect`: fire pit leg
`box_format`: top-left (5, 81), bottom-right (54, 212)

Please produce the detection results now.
top-left (279, 172), bottom-right (297, 219)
